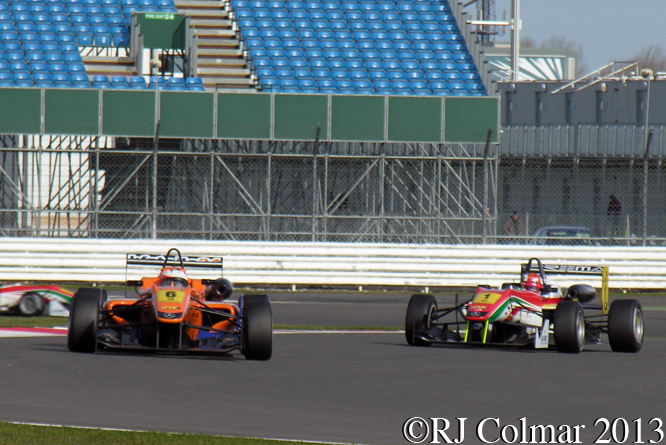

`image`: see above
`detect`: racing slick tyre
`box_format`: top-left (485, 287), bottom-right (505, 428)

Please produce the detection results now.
top-left (18, 293), bottom-right (44, 316)
top-left (243, 295), bottom-right (273, 361)
top-left (405, 294), bottom-right (436, 346)
top-left (554, 300), bottom-right (585, 353)
top-left (608, 299), bottom-right (644, 353)
top-left (67, 289), bottom-right (102, 353)
top-left (566, 284), bottom-right (597, 304)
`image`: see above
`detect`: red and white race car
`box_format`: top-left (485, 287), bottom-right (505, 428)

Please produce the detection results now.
top-left (0, 284), bottom-right (73, 316)
top-left (405, 258), bottom-right (644, 353)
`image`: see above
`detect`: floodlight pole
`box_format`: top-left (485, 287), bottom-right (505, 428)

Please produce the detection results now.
top-left (510, 0), bottom-right (520, 81)
top-left (466, 0), bottom-right (520, 80)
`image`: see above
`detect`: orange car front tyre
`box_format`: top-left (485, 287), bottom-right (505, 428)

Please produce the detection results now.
top-left (67, 289), bottom-right (102, 353)
top-left (242, 295), bottom-right (273, 360)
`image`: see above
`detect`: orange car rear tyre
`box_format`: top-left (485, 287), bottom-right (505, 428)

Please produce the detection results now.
top-left (405, 294), bottom-right (436, 346)
top-left (67, 288), bottom-right (102, 353)
top-left (242, 295), bottom-right (273, 360)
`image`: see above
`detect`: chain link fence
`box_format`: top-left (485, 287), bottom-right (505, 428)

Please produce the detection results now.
top-left (496, 157), bottom-right (666, 246)
top-left (2, 128), bottom-right (665, 246)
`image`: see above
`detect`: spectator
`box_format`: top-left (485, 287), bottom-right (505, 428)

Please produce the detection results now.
top-left (502, 211), bottom-right (524, 243)
top-left (607, 195), bottom-right (622, 237)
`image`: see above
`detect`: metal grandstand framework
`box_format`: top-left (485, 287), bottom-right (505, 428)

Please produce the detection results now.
top-left (0, 136), bottom-right (498, 243)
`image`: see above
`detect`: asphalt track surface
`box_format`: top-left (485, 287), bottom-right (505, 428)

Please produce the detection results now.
top-left (1, 292), bottom-right (666, 445)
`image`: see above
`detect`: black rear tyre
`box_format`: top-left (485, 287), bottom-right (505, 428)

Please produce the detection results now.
top-left (608, 299), bottom-right (644, 353)
top-left (67, 288), bottom-right (103, 353)
top-left (405, 294), bottom-right (436, 346)
top-left (554, 300), bottom-right (585, 353)
top-left (243, 295), bottom-right (273, 360)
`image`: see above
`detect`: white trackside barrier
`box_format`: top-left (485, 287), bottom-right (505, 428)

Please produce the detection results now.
top-left (0, 238), bottom-right (665, 289)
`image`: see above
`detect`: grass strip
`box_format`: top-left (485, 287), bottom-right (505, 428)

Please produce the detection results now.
top-left (0, 316), bottom-right (67, 328)
top-left (0, 422), bottom-right (329, 445)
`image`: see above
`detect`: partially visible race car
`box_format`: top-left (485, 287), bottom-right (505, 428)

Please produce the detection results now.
top-left (405, 258), bottom-right (643, 353)
top-left (67, 248), bottom-right (273, 360)
top-left (0, 284), bottom-right (73, 316)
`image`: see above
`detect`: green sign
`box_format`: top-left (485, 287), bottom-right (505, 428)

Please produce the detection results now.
top-left (136, 12), bottom-right (185, 49)
top-left (144, 13), bottom-right (177, 20)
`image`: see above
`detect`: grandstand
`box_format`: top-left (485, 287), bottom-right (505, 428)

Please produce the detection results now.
top-left (0, 0), bottom-right (501, 242)
top-left (0, 0), bottom-right (490, 95)
top-left (233, 0), bottom-right (487, 95)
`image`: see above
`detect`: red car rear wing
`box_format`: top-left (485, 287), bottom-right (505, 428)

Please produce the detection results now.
top-left (521, 259), bottom-right (609, 314)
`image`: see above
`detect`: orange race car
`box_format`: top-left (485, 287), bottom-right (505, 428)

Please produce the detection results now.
top-left (67, 248), bottom-right (272, 360)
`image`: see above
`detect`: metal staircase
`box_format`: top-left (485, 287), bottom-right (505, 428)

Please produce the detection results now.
top-left (176, 0), bottom-right (255, 90)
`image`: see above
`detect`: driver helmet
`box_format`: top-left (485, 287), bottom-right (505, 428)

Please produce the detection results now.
top-left (523, 273), bottom-right (543, 293)
top-left (158, 267), bottom-right (188, 287)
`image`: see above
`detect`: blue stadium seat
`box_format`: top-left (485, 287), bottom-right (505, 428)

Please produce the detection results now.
top-left (13, 71), bottom-right (32, 82)
top-left (2, 32), bottom-right (20, 44)
top-left (67, 63), bottom-right (86, 74)
top-left (30, 62), bottom-right (49, 73)
top-left (21, 33), bottom-right (39, 44)
top-left (39, 33), bottom-right (58, 44)
top-left (10, 62), bottom-right (29, 73)
top-left (49, 62), bottom-right (67, 73)
top-left (0, 22), bottom-right (16, 33)
top-left (298, 78), bottom-right (316, 89)
top-left (53, 72), bottom-right (71, 83)
top-left (167, 77), bottom-right (185, 90)
top-left (61, 44), bottom-right (79, 53)
top-left (48, 4), bottom-right (67, 14)
top-left (33, 72), bottom-right (53, 82)
top-left (27, 51), bottom-right (46, 63)
top-left (45, 52), bottom-right (64, 63)
top-left (110, 75), bottom-right (129, 89)
top-left (112, 33), bottom-right (129, 46)
top-left (388, 71), bottom-right (408, 82)
top-left (7, 52), bottom-right (26, 63)
top-left (92, 74), bottom-right (110, 88)
top-left (77, 33), bottom-right (93, 45)
top-left (291, 59), bottom-right (309, 69)
top-left (11, 5), bottom-right (30, 14)
top-left (148, 75), bottom-right (167, 89)
top-left (266, 1), bottom-right (285, 10)
top-left (71, 73), bottom-right (89, 84)
top-left (271, 58), bottom-right (290, 68)
top-left (18, 23), bottom-right (37, 33)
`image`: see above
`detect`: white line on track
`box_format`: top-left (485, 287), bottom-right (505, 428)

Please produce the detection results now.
top-left (276, 330), bottom-right (403, 334)
top-left (0, 328), bottom-right (403, 338)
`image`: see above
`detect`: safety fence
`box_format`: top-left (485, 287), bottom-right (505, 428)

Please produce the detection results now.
top-left (0, 238), bottom-right (665, 289)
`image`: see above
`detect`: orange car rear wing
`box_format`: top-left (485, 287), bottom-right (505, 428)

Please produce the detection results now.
top-left (521, 259), bottom-right (609, 314)
top-left (126, 252), bottom-right (223, 270)
top-left (124, 248), bottom-right (224, 297)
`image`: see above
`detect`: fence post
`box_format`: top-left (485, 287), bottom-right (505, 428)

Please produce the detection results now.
top-left (642, 128), bottom-right (654, 246)
top-left (482, 127), bottom-right (492, 244)
top-left (311, 124), bottom-right (321, 242)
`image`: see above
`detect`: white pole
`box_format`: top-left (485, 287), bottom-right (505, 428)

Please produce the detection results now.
top-left (510, 0), bottom-right (520, 81)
